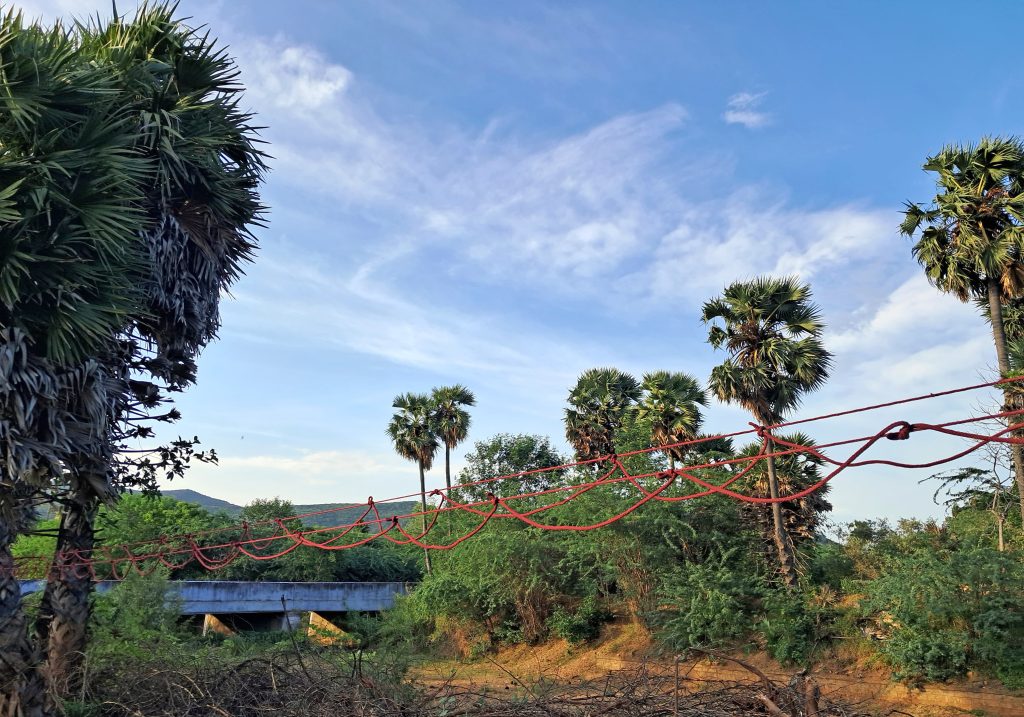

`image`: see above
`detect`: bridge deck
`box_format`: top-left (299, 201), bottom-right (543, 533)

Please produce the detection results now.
top-left (19, 580), bottom-right (407, 615)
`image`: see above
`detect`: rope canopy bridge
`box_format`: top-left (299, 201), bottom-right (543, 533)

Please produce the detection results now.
top-left (13, 377), bottom-right (1024, 580)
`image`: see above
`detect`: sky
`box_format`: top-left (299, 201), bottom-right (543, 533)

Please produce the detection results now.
top-left (11, 0), bottom-right (1024, 524)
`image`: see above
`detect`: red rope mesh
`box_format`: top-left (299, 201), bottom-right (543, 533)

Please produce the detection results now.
top-left (11, 377), bottom-right (1024, 580)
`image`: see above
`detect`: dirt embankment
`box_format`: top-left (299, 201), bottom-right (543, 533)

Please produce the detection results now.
top-left (411, 621), bottom-right (1024, 717)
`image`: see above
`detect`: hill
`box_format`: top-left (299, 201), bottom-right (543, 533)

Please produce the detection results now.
top-left (163, 489), bottom-right (419, 529)
top-left (164, 489), bottom-right (242, 516)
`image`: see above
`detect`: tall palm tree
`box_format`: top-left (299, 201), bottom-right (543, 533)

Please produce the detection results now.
top-left (430, 384), bottom-right (475, 490)
top-left (33, 5), bottom-right (265, 696)
top-left (702, 276), bottom-right (833, 586)
top-left (0, 12), bottom-right (152, 713)
top-left (634, 371), bottom-right (707, 472)
top-left (387, 392), bottom-right (440, 573)
top-left (564, 368), bottom-right (641, 463)
top-left (901, 137), bottom-right (1024, 523)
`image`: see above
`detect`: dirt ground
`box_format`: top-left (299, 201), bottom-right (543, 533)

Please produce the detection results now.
top-left (409, 622), bottom-right (1024, 717)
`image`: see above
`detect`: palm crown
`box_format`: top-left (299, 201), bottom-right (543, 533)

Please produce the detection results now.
top-left (634, 371), bottom-right (707, 451)
top-left (702, 276), bottom-right (832, 425)
top-left (564, 367), bottom-right (641, 461)
top-left (431, 384), bottom-right (475, 450)
top-left (901, 137), bottom-right (1024, 302)
top-left (387, 392), bottom-right (440, 471)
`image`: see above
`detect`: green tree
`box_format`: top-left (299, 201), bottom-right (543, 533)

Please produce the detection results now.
top-left (634, 371), bottom-right (707, 472)
top-left (702, 276), bottom-right (833, 586)
top-left (95, 494), bottom-right (233, 579)
top-left (453, 433), bottom-right (567, 503)
top-left (564, 368), bottom-right (641, 463)
top-left (220, 499), bottom-right (338, 582)
top-left (387, 392), bottom-right (440, 573)
top-left (900, 137), bottom-right (1024, 523)
top-left (430, 384), bottom-right (475, 490)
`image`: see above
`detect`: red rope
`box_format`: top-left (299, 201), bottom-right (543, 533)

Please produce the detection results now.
top-left (12, 377), bottom-right (1024, 579)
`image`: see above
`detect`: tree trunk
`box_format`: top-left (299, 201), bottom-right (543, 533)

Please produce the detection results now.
top-left (764, 450), bottom-right (799, 588)
top-left (986, 277), bottom-right (1024, 526)
top-left (418, 462), bottom-right (432, 575)
top-left (0, 491), bottom-right (49, 717)
top-left (445, 444), bottom-right (451, 490)
top-left (36, 490), bottom-right (99, 699)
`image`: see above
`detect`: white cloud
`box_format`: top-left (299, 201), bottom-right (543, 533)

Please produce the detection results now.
top-left (723, 91), bottom-right (771, 128)
top-left (240, 41), bottom-right (352, 112)
top-left (640, 196), bottom-right (894, 302)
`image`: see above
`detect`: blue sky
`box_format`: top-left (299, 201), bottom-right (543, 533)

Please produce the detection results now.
top-left (17, 0), bottom-right (1024, 523)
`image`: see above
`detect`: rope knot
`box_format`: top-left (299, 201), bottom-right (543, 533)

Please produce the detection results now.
top-left (750, 422), bottom-right (768, 438)
top-left (429, 488), bottom-right (442, 496)
top-left (366, 496), bottom-right (374, 505)
top-left (885, 421), bottom-right (915, 441)
top-left (486, 492), bottom-right (498, 504)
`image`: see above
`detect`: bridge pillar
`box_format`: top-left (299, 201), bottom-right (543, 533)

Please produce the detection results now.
top-left (308, 611), bottom-right (349, 646)
top-left (272, 611), bottom-right (304, 632)
top-left (202, 614), bottom-right (234, 637)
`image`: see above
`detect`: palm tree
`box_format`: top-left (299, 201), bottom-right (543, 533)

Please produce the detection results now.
top-left (387, 392), bottom-right (440, 573)
top-left (901, 137), bottom-right (1024, 523)
top-left (33, 5), bottom-right (265, 696)
top-left (430, 384), bottom-right (476, 490)
top-left (0, 12), bottom-right (152, 713)
top-left (634, 371), bottom-right (707, 472)
top-left (737, 433), bottom-right (832, 551)
top-left (564, 368), bottom-right (641, 463)
top-left (702, 276), bottom-right (833, 586)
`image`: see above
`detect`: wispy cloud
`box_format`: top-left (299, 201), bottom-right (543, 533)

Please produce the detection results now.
top-left (723, 91), bottom-right (771, 129)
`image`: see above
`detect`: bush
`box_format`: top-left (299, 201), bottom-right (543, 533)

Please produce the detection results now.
top-left (89, 571), bottom-right (187, 663)
top-left (650, 553), bottom-right (757, 650)
top-left (861, 546), bottom-right (1024, 685)
top-left (758, 589), bottom-right (835, 666)
top-left (548, 596), bottom-right (612, 645)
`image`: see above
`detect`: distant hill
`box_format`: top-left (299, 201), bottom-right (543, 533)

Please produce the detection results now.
top-left (163, 489), bottom-right (419, 529)
top-left (164, 489), bottom-right (242, 516)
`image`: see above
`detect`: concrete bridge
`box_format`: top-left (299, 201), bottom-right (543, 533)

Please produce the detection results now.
top-left (20, 580), bottom-right (408, 639)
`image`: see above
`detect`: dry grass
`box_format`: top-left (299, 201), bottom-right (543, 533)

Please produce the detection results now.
top-left (75, 649), bottom-right (882, 717)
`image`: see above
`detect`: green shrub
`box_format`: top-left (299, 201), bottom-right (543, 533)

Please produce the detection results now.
top-left (861, 546), bottom-right (1024, 685)
top-left (650, 554), bottom-right (756, 650)
top-left (758, 590), bottom-right (834, 665)
top-left (548, 596), bottom-right (612, 645)
top-left (89, 571), bottom-right (187, 663)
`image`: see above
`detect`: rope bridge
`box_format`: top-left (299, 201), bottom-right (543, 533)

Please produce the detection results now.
top-left (13, 377), bottom-right (1024, 579)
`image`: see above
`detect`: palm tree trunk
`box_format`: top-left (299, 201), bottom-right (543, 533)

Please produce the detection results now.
top-left (36, 489), bottom-right (99, 698)
top-left (0, 491), bottom-right (49, 717)
top-left (986, 278), bottom-right (1024, 526)
top-left (764, 451), bottom-right (799, 588)
top-left (445, 444), bottom-right (451, 490)
top-left (418, 462), bottom-right (432, 575)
